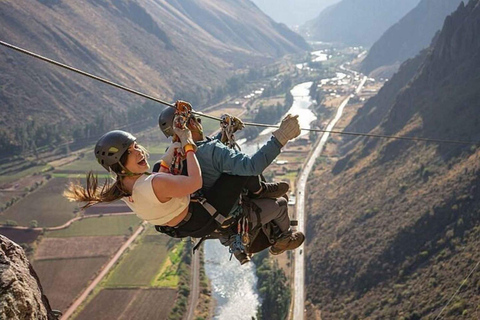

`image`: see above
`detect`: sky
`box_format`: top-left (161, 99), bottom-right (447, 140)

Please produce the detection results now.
top-left (251, 0), bottom-right (341, 27)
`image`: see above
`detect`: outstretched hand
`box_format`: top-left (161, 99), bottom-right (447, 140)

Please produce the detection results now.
top-left (272, 114), bottom-right (301, 146)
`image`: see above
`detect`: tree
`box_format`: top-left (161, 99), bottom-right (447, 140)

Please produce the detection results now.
top-left (29, 220), bottom-right (38, 229)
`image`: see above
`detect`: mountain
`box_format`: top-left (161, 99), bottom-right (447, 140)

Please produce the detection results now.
top-left (250, 0), bottom-right (340, 27)
top-left (0, 0), bottom-right (309, 156)
top-left (306, 1), bottom-right (480, 318)
top-left (360, 0), bottom-right (464, 77)
top-left (302, 0), bottom-right (421, 46)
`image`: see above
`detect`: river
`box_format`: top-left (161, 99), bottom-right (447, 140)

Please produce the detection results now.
top-left (204, 81), bottom-right (317, 319)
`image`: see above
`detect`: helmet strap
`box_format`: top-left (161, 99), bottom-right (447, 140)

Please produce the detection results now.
top-left (116, 162), bottom-right (151, 177)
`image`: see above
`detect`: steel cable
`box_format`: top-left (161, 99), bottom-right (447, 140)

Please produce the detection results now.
top-left (1, 40), bottom-right (478, 146)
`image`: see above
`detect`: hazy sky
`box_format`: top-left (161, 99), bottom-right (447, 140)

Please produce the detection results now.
top-left (251, 0), bottom-right (340, 27)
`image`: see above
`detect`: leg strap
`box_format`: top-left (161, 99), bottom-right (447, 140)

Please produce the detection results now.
top-left (191, 197), bottom-right (236, 227)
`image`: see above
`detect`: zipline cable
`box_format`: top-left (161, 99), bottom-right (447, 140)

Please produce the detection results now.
top-left (434, 259), bottom-right (480, 320)
top-left (1, 40), bottom-right (478, 146)
top-left (240, 122), bottom-right (477, 145)
top-left (0, 40), bottom-right (175, 109)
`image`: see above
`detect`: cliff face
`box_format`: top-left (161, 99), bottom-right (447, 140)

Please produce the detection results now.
top-left (360, 0), bottom-right (463, 76)
top-left (0, 235), bottom-right (56, 320)
top-left (301, 0), bottom-right (420, 46)
top-left (306, 1), bottom-right (480, 318)
top-left (0, 0), bottom-right (309, 154)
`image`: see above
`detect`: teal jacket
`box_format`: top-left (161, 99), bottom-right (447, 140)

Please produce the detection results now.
top-left (195, 136), bottom-right (282, 191)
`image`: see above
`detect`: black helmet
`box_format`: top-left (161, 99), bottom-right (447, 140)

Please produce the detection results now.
top-left (158, 107), bottom-right (175, 138)
top-left (95, 130), bottom-right (136, 171)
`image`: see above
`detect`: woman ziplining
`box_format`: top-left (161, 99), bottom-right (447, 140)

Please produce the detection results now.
top-left (65, 101), bottom-right (305, 264)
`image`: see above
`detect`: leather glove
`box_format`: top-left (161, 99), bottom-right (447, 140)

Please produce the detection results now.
top-left (173, 122), bottom-right (196, 152)
top-left (272, 114), bottom-right (301, 146)
top-left (159, 142), bottom-right (182, 169)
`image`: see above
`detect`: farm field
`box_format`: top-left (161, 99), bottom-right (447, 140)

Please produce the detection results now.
top-left (33, 257), bottom-right (108, 312)
top-left (0, 163), bottom-right (51, 185)
top-left (58, 153), bottom-right (99, 173)
top-left (34, 236), bottom-right (125, 260)
top-left (104, 233), bottom-right (174, 287)
top-left (1, 177), bottom-right (76, 227)
top-left (45, 214), bottom-right (141, 238)
top-left (151, 240), bottom-right (185, 288)
top-left (76, 288), bottom-right (177, 320)
top-left (84, 202), bottom-right (131, 215)
top-left (0, 174), bottom-right (46, 204)
top-left (0, 227), bottom-right (41, 244)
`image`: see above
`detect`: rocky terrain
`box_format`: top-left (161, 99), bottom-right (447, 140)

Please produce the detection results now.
top-left (360, 0), bottom-right (464, 77)
top-left (306, 1), bottom-right (480, 318)
top-left (0, 235), bottom-right (56, 319)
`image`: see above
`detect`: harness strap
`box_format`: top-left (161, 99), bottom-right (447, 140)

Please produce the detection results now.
top-left (191, 197), bottom-right (229, 226)
top-left (193, 236), bottom-right (207, 252)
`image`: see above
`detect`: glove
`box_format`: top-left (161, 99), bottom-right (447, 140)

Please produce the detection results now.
top-left (272, 114), bottom-right (301, 146)
top-left (173, 122), bottom-right (196, 152)
top-left (159, 142), bottom-right (182, 169)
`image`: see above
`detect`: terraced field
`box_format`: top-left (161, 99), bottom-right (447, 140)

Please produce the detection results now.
top-left (45, 215), bottom-right (141, 237)
top-left (1, 177), bottom-right (77, 227)
top-left (34, 257), bottom-right (108, 311)
top-left (104, 233), bottom-right (176, 287)
top-left (76, 288), bottom-right (177, 320)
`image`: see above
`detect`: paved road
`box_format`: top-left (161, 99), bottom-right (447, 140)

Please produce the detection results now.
top-left (187, 247), bottom-right (200, 320)
top-left (292, 75), bottom-right (367, 320)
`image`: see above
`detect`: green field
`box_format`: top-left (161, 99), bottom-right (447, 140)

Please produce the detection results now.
top-left (0, 164), bottom-right (52, 185)
top-left (104, 232), bottom-right (176, 287)
top-left (1, 177), bottom-right (77, 227)
top-left (59, 153), bottom-right (99, 172)
top-left (151, 240), bottom-right (184, 287)
top-left (45, 215), bottom-right (141, 237)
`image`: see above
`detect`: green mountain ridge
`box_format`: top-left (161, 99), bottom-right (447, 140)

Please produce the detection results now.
top-left (306, 0), bottom-right (480, 318)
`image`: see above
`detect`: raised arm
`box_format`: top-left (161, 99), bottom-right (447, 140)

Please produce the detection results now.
top-left (153, 125), bottom-right (202, 198)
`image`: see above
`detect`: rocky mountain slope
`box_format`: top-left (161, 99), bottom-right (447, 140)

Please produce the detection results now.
top-left (360, 0), bottom-right (464, 77)
top-left (306, 1), bottom-right (480, 318)
top-left (0, 0), bottom-right (308, 155)
top-left (301, 0), bottom-right (420, 46)
top-left (1, 235), bottom-right (56, 319)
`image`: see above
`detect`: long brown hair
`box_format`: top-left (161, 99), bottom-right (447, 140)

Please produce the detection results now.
top-left (64, 151), bottom-right (131, 209)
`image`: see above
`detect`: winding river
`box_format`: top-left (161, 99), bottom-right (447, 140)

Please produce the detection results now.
top-left (204, 81), bottom-right (316, 319)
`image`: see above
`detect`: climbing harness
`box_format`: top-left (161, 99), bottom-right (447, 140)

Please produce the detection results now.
top-left (220, 114), bottom-right (244, 150)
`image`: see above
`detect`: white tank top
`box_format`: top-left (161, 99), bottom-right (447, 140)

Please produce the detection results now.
top-left (122, 173), bottom-right (190, 226)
